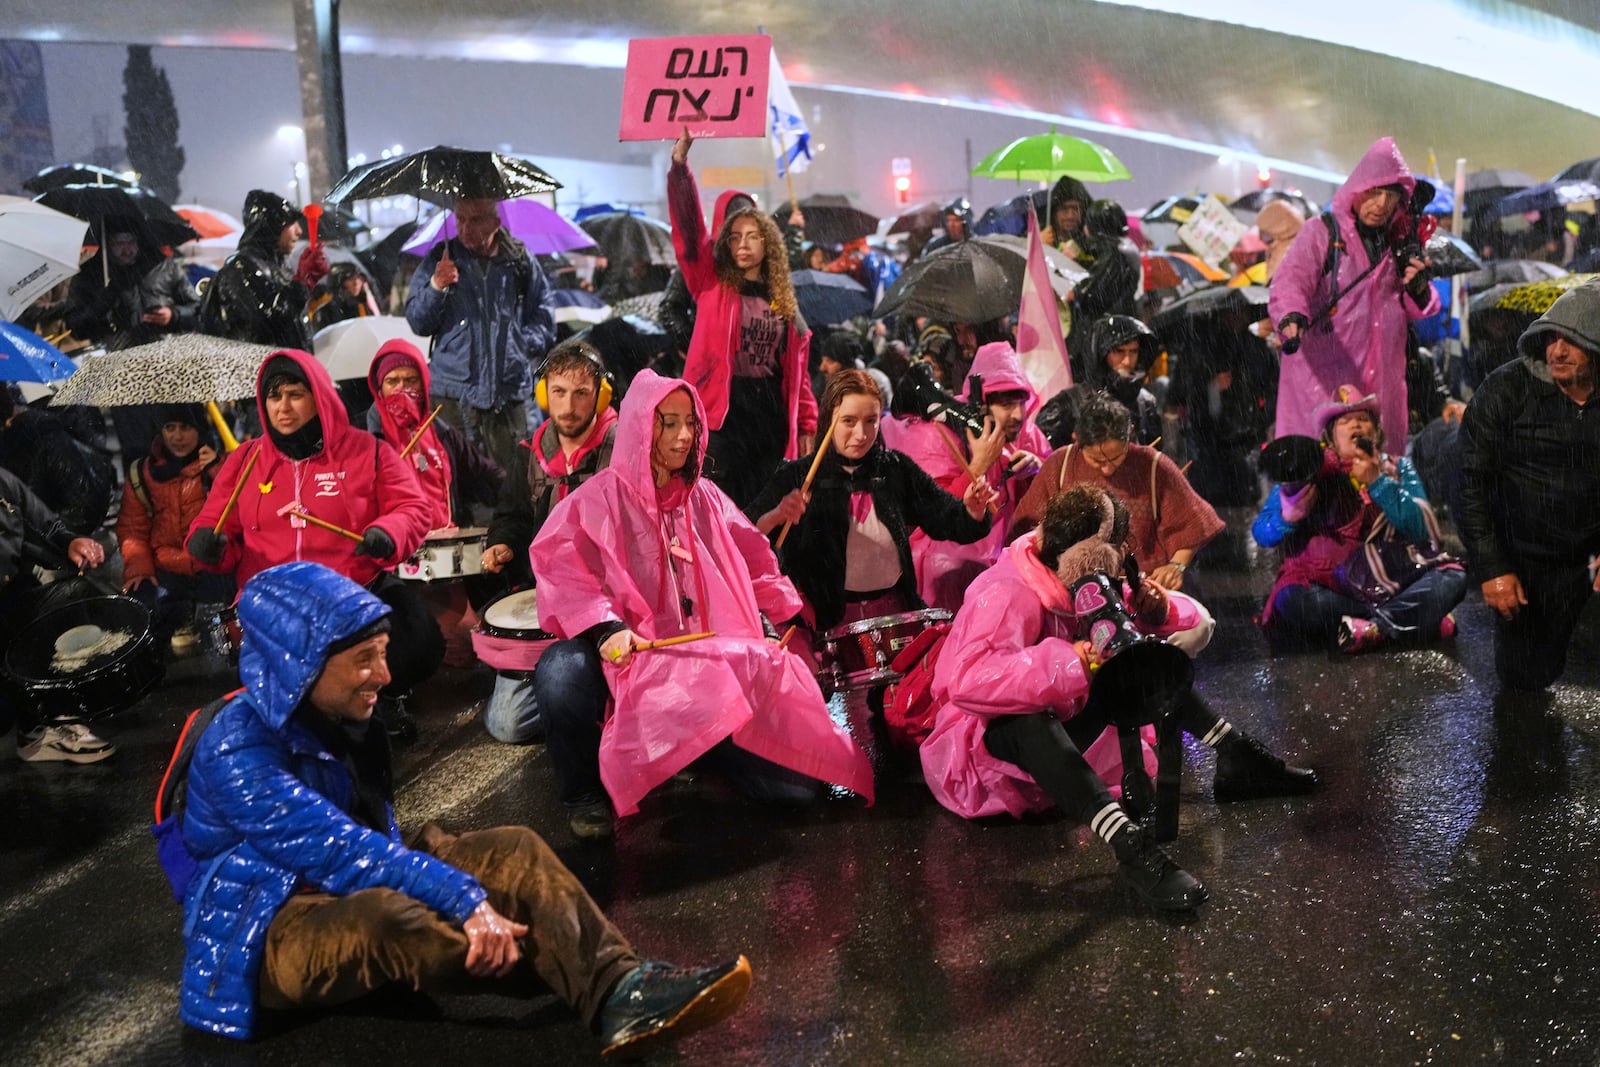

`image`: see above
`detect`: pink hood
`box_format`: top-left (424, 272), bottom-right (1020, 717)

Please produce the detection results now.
top-left (1331, 137), bottom-right (1418, 221)
top-left (959, 341), bottom-right (1040, 417)
top-left (609, 367), bottom-right (706, 507)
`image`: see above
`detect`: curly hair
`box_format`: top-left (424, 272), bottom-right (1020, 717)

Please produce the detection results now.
top-left (1075, 392), bottom-right (1133, 447)
top-left (1037, 483), bottom-right (1131, 570)
top-left (712, 207), bottom-right (799, 321)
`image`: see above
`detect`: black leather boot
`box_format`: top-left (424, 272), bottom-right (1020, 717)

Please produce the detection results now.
top-left (1111, 826), bottom-right (1208, 911)
top-left (1213, 732), bottom-right (1318, 802)
top-left (597, 956), bottom-right (752, 1058)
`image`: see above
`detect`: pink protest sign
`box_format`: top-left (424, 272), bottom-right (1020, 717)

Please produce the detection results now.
top-left (619, 35), bottom-right (772, 141)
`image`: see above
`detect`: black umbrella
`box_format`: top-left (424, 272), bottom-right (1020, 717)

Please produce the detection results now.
top-left (325, 146), bottom-right (561, 208)
top-left (886, 200), bottom-right (945, 235)
top-left (873, 234), bottom-right (1084, 323)
top-left (22, 164), bottom-right (137, 195)
top-left (577, 212), bottom-right (675, 269)
top-left (1556, 157), bottom-right (1600, 185)
top-left (1229, 189), bottom-right (1318, 217)
top-left (34, 183), bottom-right (198, 247)
top-left (791, 269), bottom-right (873, 327)
top-left (973, 190), bottom-right (1048, 237)
top-left (1150, 284), bottom-right (1270, 336)
top-left (1422, 231), bottom-right (1484, 277)
top-left (574, 314), bottom-right (672, 397)
top-left (1464, 168), bottom-right (1537, 215)
top-left (775, 195), bottom-right (880, 246)
top-left (1141, 193), bottom-right (1205, 224)
top-left (1488, 178), bottom-right (1600, 219)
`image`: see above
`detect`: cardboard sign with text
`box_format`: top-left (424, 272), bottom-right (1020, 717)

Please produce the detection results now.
top-left (1176, 194), bottom-right (1249, 268)
top-left (620, 35), bottom-right (772, 141)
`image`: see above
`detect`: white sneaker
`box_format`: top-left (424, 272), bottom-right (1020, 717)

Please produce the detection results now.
top-left (18, 723), bottom-right (116, 764)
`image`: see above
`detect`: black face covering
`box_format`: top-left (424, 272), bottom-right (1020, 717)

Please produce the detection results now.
top-left (268, 416), bottom-right (325, 461)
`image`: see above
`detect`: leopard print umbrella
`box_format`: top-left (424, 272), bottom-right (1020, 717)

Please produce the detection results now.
top-left (48, 333), bottom-right (277, 407)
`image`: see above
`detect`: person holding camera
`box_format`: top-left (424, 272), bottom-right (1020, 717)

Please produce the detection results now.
top-left (1252, 385), bottom-right (1466, 653)
top-left (1270, 137), bottom-right (1439, 448)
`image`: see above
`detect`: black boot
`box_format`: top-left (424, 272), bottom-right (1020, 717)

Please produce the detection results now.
top-left (1111, 826), bottom-right (1208, 911)
top-left (1213, 732), bottom-right (1318, 802)
top-left (596, 956), bottom-right (752, 1059)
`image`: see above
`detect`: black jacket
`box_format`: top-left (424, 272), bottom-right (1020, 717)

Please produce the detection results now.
top-left (200, 193), bottom-right (310, 350)
top-left (65, 253), bottom-right (199, 351)
top-left (0, 464), bottom-right (81, 580)
top-left (485, 419), bottom-right (618, 586)
top-left (746, 445), bottom-right (989, 632)
top-left (1458, 356), bottom-right (1600, 577)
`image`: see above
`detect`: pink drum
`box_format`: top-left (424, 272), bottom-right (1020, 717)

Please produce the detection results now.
top-left (470, 588), bottom-right (557, 675)
top-left (818, 608), bottom-right (952, 691)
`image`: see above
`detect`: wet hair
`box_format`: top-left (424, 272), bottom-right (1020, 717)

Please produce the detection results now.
top-left (712, 207), bottom-right (799, 321)
top-left (818, 368), bottom-right (884, 442)
top-left (1074, 393), bottom-right (1133, 447)
top-left (542, 338), bottom-right (608, 388)
top-left (1036, 484), bottom-right (1131, 570)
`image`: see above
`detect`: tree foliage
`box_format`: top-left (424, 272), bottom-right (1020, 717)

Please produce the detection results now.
top-left (122, 45), bottom-right (184, 202)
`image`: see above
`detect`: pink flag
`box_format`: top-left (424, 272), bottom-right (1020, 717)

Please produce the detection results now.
top-left (1015, 208), bottom-right (1073, 400)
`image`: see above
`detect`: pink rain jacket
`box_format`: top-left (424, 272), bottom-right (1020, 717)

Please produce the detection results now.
top-left (920, 531), bottom-right (1205, 820)
top-left (189, 349), bottom-right (432, 590)
top-left (897, 342), bottom-right (1052, 611)
top-left (667, 162), bottom-right (817, 457)
top-left (1269, 137), bottom-right (1440, 445)
top-left (530, 369), bottom-right (874, 816)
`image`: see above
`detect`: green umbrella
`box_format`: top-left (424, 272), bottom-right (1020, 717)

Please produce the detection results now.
top-left (971, 127), bottom-right (1133, 183)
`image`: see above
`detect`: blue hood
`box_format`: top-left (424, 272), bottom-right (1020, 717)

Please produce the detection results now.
top-left (236, 562), bottom-right (392, 729)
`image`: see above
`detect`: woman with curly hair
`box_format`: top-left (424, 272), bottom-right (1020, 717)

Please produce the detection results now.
top-left (668, 126), bottom-right (818, 507)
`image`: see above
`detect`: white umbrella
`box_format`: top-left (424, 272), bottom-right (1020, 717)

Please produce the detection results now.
top-left (312, 315), bottom-right (432, 380)
top-left (0, 195), bottom-right (89, 321)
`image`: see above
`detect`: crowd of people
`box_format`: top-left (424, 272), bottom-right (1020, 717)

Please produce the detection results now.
top-left (2, 128), bottom-right (1596, 1051)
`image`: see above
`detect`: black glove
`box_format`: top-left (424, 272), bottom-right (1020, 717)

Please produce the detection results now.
top-left (355, 526), bottom-right (396, 559)
top-left (187, 527), bottom-right (227, 566)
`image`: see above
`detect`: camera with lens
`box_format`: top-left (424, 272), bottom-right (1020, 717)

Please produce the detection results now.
top-left (1391, 178), bottom-right (1438, 297)
top-left (892, 360), bottom-right (988, 436)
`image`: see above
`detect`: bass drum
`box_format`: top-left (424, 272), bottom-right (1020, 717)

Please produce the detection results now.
top-left (5, 595), bottom-right (164, 722)
top-left (470, 588), bottom-right (558, 677)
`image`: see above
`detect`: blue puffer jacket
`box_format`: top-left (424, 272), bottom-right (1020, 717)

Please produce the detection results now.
top-left (178, 562), bottom-right (487, 1038)
top-left (404, 234), bottom-right (556, 411)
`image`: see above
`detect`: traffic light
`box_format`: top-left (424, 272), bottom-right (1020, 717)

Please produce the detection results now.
top-left (894, 175), bottom-right (911, 205)
top-left (1256, 165), bottom-right (1273, 188)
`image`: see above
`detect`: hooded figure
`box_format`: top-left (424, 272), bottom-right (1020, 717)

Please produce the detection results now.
top-left (921, 197), bottom-right (974, 257)
top-left (1256, 199), bottom-right (1306, 281)
top-left (1041, 176), bottom-right (1091, 250)
top-left (116, 404), bottom-right (226, 598)
top-left (530, 369), bottom-right (874, 817)
top-left (200, 190), bottom-right (320, 350)
top-left (1269, 137), bottom-right (1441, 444)
top-left (366, 339), bottom-right (454, 531)
top-left (895, 341), bottom-right (1052, 610)
top-left (1043, 315), bottom-right (1162, 446)
top-left (187, 349), bottom-right (433, 591)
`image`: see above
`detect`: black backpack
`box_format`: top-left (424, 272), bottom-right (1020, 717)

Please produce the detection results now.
top-left (151, 690), bottom-right (242, 902)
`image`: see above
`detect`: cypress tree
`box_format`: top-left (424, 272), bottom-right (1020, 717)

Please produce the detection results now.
top-left (122, 45), bottom-right (185, 202)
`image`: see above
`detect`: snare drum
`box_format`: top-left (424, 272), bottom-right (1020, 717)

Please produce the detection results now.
top-left (470, 588), bottom-right (558, 675)
top-left (4, 595), bottom-right (164, 721)
top-left (397, 527), bottom-right (488, 582)
top-left (818, 608), bottom-right (953, 691)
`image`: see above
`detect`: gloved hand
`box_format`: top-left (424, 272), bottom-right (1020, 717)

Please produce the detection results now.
top-left (293, 244), bottom-right (330, 289)
top-left (355, 525), bottom-right (396, 559)
top-left (187, 527), bottom-right (228, 566)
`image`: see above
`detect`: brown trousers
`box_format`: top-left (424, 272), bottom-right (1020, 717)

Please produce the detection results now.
top-left (258, 824), bottom-right (638, 1027)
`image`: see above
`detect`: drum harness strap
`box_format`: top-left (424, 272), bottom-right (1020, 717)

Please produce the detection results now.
top-left (1058, 444), bottom-right (1162, 526)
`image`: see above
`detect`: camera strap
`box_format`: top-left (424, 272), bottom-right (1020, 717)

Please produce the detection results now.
top-left (1303, 211), bottom-right (1382, 332)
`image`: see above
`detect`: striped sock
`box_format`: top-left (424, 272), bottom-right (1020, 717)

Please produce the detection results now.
top-left (1200, 719), bottom-right (1234, 747)
top-left (1089, 801), bottom-right (1132, 845)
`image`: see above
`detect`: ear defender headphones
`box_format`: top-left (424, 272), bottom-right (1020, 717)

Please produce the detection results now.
top-left (534, 344), bottom-right (614, 415)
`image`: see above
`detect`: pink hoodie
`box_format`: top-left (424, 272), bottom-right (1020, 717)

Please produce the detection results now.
top-left (530, 369), bottom-right (874, 815)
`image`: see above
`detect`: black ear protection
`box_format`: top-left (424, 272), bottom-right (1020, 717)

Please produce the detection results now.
top-left (534, 344), bottom-right (614, 415)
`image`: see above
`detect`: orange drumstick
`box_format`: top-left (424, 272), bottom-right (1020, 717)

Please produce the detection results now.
top-left (291, 509), bottom-right (364, 543)
top-left (776, 407), bottom-right (844, 550)
top-left (934, 428), bottom-right (999, 516)
top-left (634, 631), bottom-right (716, 651)
top-left (400, 404), bottom-right (444, 459)
top-left (212, 445), bottom-right (261, 533)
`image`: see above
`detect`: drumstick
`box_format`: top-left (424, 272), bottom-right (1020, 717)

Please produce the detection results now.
top-left (633, 631), bottom-right (716, 651)
top-left (1180, 460), bottom-right (1194, 476)
top-left (400, 404), bottom-right (444, 459)
top-left (291, 509), bottom-right (365, 543)
top-left (776, 625), bottom-right (798, 650)
top-left (776, 408), bottom-right (843, 549)
top-left (934, 429), bottom-right (999, 517)
top-left (212, 445), bottom-right (261, 533)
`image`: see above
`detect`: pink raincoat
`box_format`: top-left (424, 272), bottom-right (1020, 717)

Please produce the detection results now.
top-left (530, 369), bottom-right (874, 816)
top-left (1269, 137), bottom-right (1440, 445)
top-left (667, 162), bottom-right (817, 457)
top-left (920, 530), bottom-right (1205, 820)
top-left (897, 342), bottom-right (1052, 610)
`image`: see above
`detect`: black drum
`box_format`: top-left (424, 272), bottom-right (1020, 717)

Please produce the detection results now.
top-left (4, 595), bottom-right (164, 722)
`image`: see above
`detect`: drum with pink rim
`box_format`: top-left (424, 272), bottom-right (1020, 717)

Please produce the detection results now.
top-left (470, 588), bottom-right (557, 676)
top-left (397, 526), bottom-right (488, 582)
top-left (818, 608), bottom-right (952, 691)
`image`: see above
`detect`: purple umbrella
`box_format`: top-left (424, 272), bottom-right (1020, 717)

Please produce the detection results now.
top-left (402, 199), bottom-right (597, 257)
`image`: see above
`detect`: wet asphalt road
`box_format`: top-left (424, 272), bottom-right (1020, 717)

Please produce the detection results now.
top-left (2, 517), bottom-right (1599, 1066)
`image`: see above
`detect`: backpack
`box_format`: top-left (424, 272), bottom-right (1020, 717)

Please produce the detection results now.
top-left (882, 621), bottom-right (952, 748)
top-left (151, 690), bottom-right (241, 902)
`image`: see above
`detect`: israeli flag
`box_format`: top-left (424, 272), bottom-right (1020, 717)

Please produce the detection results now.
top-left (768, 49), bottom-right (811, 178)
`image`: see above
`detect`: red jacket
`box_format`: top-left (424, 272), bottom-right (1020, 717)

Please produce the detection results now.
top-left (117, 447), bottom-right (217, 583)
top-left (188, 348), bottom-right (433, 589)
top-left (667, 162), bottom-right (816, 459)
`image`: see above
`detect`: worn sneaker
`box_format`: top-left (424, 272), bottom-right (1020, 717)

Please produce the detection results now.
top-left (1337, 615), bottom-right (1385, 655)
top-left (597, 956), bottom-right (752, 1058)
top-left (1111, 826), bottom-right (1208, 911)
top-left (567, 797), bottom-right (615, 841)
top-left (18, 723), bottom-right (116, 764)
top-left (1438, 613), bottom-right (1457, 641)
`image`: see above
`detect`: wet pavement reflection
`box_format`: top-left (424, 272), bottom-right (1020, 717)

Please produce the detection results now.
top-left (3, 520), bottom-right (1599, 1065)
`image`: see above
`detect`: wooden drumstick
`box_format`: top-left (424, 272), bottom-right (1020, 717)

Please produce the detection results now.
top-left (212, 445), bottom-right (261, 533)
top-left (291, 509), bottom-right (365, 543)
top-left (776, 408), bottom-right (843, 549)
top-left (935, 429), bottom-right (999, 516)
top-left (400, 404), bottom-right (444, 459)
top-left (634, 631), bottom-right (716, 651)
top-left (776, 625), bottom-right (798, 650)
